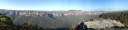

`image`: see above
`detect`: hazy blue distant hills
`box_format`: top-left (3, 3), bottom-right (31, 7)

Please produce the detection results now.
top-left (0, 9), bottom-right (102, 29)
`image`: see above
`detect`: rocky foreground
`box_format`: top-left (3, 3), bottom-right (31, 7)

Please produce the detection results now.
top-left (84, 19), bottom-right (124, 29)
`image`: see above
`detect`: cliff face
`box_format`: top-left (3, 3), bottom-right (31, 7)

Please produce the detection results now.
top-left (0, 10), bottom-right (102, 29)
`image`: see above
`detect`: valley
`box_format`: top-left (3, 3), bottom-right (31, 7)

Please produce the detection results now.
top-left (0, 9), bottom-right (103, 29)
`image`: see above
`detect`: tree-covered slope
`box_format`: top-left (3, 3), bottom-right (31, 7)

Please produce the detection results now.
top-left (99, 11), bottom-right (128, 26)
top-left (0, 13), bottom-right (13, 30)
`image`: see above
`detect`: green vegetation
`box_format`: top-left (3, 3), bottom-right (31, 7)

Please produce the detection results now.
top-left (0, 13), bottom-right (44, 30)
top-left (0, 13), bottom-right (68, 30)
top-left (0, 13), bottom-right (13, 30)
top-left (99, 12), bottom-right (128, 26)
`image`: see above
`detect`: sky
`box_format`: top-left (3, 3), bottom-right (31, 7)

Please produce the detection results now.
top-left (0, 0), bottom-right (128, 11)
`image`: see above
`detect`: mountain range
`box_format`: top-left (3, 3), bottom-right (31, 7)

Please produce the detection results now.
top-left (0, 9), bottom-right (103, 29)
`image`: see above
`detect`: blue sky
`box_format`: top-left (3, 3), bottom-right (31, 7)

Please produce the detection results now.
top-left (0, 0), bottom-right (128, 11)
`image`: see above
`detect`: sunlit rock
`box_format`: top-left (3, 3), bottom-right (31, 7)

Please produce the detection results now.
top-left (84, 19), bottom-right (124, 29)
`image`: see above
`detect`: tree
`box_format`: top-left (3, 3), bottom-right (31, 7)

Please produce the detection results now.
top-left (0, 13), bottom-right (13, 30)
top-left (20, 23), bottom-right (40, 30)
